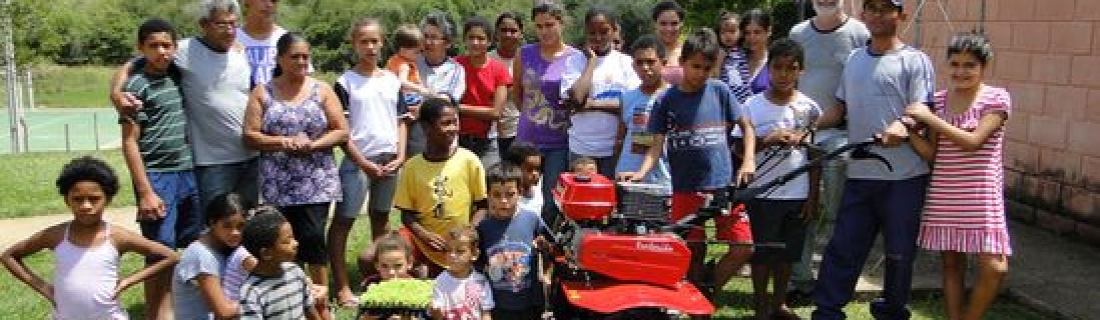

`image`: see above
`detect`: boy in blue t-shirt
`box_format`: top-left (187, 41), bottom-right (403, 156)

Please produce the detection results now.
top-left (622, 28), bottom-right (757, 293)
top-left (118, 18), bottom-right (199, 318)
top-left (476, 163), bottom-right (552, 319)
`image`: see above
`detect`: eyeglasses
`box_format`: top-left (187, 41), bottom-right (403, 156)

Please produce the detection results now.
top-left (205, 19), bottom-right (237, 29)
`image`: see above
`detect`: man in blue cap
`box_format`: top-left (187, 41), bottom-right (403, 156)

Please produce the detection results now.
top-left (812, 0), bottom-right (935, 318)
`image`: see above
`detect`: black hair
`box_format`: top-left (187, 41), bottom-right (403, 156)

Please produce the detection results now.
top-left (464, 16), bottom-right (492, 39)
top-left (768, 38), bottom-right (805, 68)
top-left (495, 11), bottom-right (524, 31)
top-left (531, 1), bottom-right (565, 22)
top-left (204, 193), bottom-right (251, 226)
top-left (865, 0), bottom-right (904, 12)
top-left (651, 0), bottom-right (685, 21)
top-left (349, 17), bottom-right (384, 40)
top-left (947, 31), bottom-right (994, 66)
top-left (738, 8), bottom-right (772, 51)
top-left (571, 156), bottom-right (596, 171)
top-left (137, 18), bottom-right (178, 44)
top-left (681, 28), bottom-right (721, 64)
top-left (629, 34), bottom-right (667, 60)
top-left (373, 230), bottom-right (414, 262)
top-left (418, 95), bottom-right (458, 126)
top-left (56, 156), bottom-right (119, 199)
top-left (271, 32), bottom-right (309, 78)
top-left (584, 6), bottom-right (619, 26)
top-left (716, 10), bottom-right (741, 48)
top-left (486, 163), bottom-right (524, 189)
top-left (505, 141), bottom-right (541, 166)
top-left (241, 210), bottom-right (288, 258)
top-left (393, 24), bottom-right (423, 49)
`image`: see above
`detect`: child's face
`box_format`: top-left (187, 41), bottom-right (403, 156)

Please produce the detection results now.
top-left (208, 212), bottom-right (246, 249)
top-left (277, 41), bottom-right (311, 78)
top-left (139, 32), bottom-right (176, 72)
top-left (352, 25), bottom-right (384, 64)
top-left (495, 18), bottom-right (523, 50)
top-left (445, 239), bottom-right (478, 273)
top-left (488, 181), bottom-right (521, 220)
top-left (718, 18), bottom-right (740, 48)
top-left (245, 0), bottom-right (277, 20)
top-left (947, 52), bottom-right (985, 91)
top-left (680, 53), bottom-right (715, 91)
top-left (464, 26), bottom-right (491, 57)
top-left (520, 155), bottom-right (542, 190)
top-left (584, 14), bottom-right (614, 55)
top-left (264, 222), bottom-right (299, 263)
top-left (743, 21), bottom-right (770, 50)
top-left (398, 44), bottom-right (422, 61)
top-left (427, 107), bottom-right (459, 147)
top-left (768, 55), bottom-right (803, 94)
top-left (632, 48), bottom-right (665, 87)
top-left (573, 163), bottom-right (598, 175)
top-left (375, 250), bottom-right (412, 280)
top-left (65, 181), bottom-right (109, 225)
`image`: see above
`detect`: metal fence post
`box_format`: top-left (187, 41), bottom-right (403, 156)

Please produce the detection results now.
top-left (93, 113), bottom-right (100, 150)
top-left (24, 69), bottom-right (33, 109)
top-left (65, 124), bottom-right (71, 152)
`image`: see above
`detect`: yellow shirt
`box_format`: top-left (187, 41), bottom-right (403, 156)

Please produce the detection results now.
top-left (394, 148), bottom-right (487, 266)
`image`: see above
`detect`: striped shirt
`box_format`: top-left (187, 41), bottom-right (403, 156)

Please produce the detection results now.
top-left (918, 86), bottom-right (1012, 255)
top-left (121, 67), bottom-right (193, 172)
top-left (239, 263), bottom-right (315, 320)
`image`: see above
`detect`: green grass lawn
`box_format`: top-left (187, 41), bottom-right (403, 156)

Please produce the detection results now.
top-left (26, 65), bottom-right (116, 108)
top-left (0, 150), bottom-right (135, 218)
top-left (0, 216), bottom-right (1047, 319)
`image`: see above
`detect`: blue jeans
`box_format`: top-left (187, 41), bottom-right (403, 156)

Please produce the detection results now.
top-left (138, 171), bottom-right (200, 251)
top-left (539, 147), bottom-right (569, 225)
top-left (193, 159), bottom-right (259, 243)
top-left (812, 175), bottom-right (929, 320)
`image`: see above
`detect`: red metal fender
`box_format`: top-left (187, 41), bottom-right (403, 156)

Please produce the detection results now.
top-left (559, 280), bottom-right (715, 315)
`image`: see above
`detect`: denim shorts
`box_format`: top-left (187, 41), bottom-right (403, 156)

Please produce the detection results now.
top-left (335, 155), bottom-right (399, 219)
top-left (137, 170), bottom-right (200, 250)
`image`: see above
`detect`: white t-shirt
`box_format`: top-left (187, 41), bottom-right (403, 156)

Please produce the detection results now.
top-left (431, 271), bottom-right (494, 319)
top-left (236, 27), bottom-right (286, 86)
top-left (743, 92), bottom-right (821, 199)
top-left (336, 69), bottom-right (404, 157)
top-left (562, 50), bottom-right (641, 157)
top-left (174, 38), bottom-right (255, 166)
top-left (518, 183), bottom-right (543, 215)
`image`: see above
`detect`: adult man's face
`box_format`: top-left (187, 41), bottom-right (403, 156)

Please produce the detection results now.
top-left (861, 0), bottom-right (905, 38)
top-left (245, 0), bottom-right (277, 21)
top-left (201, 10), bottom-right (238, 50)
top-left (813, 0), bottom-right (843, 16)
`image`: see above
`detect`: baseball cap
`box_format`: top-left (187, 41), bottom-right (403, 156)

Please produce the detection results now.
top-left (865, 0), bottom-right (904, 10)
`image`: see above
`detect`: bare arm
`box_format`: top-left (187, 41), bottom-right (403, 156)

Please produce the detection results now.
top-left (195, 275), bottom-right (240, 319)
top-left (1, 225), bottom-right (62, 305)
top-left (457, 83), bottom-right (507, 121)
top-left (112, 226), bottom-right (178, 299)
top-left (567, 54), bottom-right (597, 108)
top-left (242, 86), bottom-right (293, 152)
top-left (911, 107), bottom-right (1006, 152)
top-left (397, 64), bottom-right (434, 95)
top-left (815, 100), bottom-right (847, 129)
top-left (109, 60), bottom-right (140, 115)
top-left (120, 120), bottom-right (165, 221)
top-left (622, 133), bottom-right (666, 181)
top-left (400, 209), bottom-right (445, 251)
top-left (735, 116), bottom-right (757, 186)
top-left (908, 126), bottom-right (938, 162)
top-left (511, 55), bottom-right (525, 112)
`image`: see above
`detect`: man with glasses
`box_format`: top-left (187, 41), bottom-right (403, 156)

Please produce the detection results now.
top-left (811, 0), bottom-right (934, 318)
top-left (109, 0), bottom-right (257, 244)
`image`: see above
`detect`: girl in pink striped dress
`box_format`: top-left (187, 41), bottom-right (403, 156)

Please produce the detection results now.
top-left (905, 32), bottom-right (1010, 320)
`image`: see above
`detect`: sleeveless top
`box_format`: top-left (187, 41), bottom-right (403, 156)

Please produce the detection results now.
top-left (259, 80), bottom-right (342, 206)
top-left (515, 44), bottom-right (578, 149)
top-left (53, 223), bottom-right (127, 320)
top-left (918, 86), bottom-right (1012, 255)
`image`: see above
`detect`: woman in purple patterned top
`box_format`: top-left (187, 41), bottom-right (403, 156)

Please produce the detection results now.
top-left (243, 33), bottom-right (347, 313)
top-left (512, 1), bottom-right (578, 215)
top-left (739, 9), bottom-right (773, 95)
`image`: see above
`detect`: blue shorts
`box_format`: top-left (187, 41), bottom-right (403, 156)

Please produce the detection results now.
top-left (137, 170), bottom-right (200, 250)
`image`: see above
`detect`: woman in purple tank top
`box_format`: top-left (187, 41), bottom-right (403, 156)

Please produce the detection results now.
top-left (512, 1), bottom-right (578, 215)
top-left (740, 9), bottom-right (773, 94)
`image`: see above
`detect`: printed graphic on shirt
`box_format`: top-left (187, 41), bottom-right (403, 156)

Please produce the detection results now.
top-left (630, 103), bottom-right (655, 154)
top-left (484, 239), bottom-right (533, 293)
top-left (431, 175), bottom-right (453, 219)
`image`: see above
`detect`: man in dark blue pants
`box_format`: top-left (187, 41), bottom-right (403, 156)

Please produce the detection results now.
top-left (811, 0), bottom-right (936, 318)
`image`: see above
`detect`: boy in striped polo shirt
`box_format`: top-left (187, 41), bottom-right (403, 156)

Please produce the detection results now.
top-left (239, 211), bottom-right (322, 320)
top-left (118, 18), bottom-right (199, 318)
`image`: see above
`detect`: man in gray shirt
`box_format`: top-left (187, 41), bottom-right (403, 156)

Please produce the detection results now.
top-left (111, 0), bottom-right (257, 245)
top-left (786, 0), bottom-right (869, 297)
top-left (812, 0), bottom-right (933, 319)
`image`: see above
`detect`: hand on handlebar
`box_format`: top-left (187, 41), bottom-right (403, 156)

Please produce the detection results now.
top-left (616, 171), bottom-right (643, 183)
top-left (875, 120), bottom-right (910, 147)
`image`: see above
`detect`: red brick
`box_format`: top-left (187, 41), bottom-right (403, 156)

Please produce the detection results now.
top-left (1062, 186), bottom-right (1099, 223)
top-left (1075, 223), bottom-right (1100, 247)
top-left (1027, 115), bottom-right (1068, 149)
top-left (1036, 208), bottom-right (1075, 235)
top-left (1006, 0), bottom-right (1037, 21)
top-left (1030, 55), bottom-right (1072, 85)
top-left (1081, 156), bottom-right (1100, 191)
top-left (1005, 140), bottom-right (1039, 172)
top-left (1011, 22), bottom-right (1050, 52)
top-left (1087, 89), bottom-right (1100, 123)
top-left (1043, 85), bottom-right (1087, 118)
top-left (996, 52), bottom-right (1032, 81)
top-left (984, 22), bottom-right (1013, 50)
top-left (1039, 148), bottom-right (1081, 180)
top-left (1078, 0), bottom-right (1100, 21)
top-left (1006, 111), bottom-right (1029, 142)
top-left (1005, 81), bottom-right (1043, 114)
top-left (1049, 22), bottom-right (1093, 55)
top-left (1071, 56), bottom-right (1100, 86)
top-left (1006, 199), bottom-right (1037, 223)
top-left (1035, 0), bottom-right (1077, 21)
top-left (1068, 121), bottom-right (1100, 157)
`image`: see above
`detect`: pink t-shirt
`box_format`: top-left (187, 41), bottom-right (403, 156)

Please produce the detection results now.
top-left (455, 56), bottom-right (512, 137)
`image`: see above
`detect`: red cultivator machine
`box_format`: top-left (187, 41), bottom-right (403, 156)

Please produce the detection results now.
top-left (544, 140), bottom-right (890, 319)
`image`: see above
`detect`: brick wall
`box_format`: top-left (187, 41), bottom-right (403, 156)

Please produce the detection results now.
top-left (884, 0), bottom-right (1100, 245)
